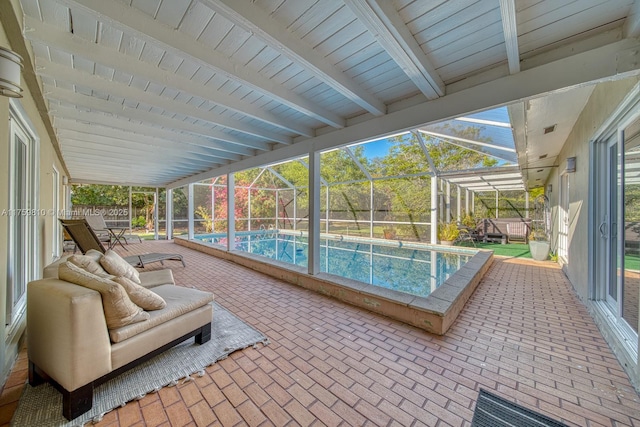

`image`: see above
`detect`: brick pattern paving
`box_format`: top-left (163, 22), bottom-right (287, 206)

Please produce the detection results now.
top-left (1, 241), bottom-right (640, 426)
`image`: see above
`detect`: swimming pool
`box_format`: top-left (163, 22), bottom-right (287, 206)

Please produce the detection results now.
top-left (195, 231), bottom-right (474, 298)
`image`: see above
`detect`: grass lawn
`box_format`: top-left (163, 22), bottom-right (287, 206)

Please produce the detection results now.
top-left (457, 241), bottom-right (533, 258)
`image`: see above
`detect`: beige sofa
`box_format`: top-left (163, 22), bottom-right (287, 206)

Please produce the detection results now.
top-left (28, 253), bottom-right (214, 420)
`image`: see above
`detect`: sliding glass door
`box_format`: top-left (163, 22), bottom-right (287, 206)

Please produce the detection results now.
top-left (595, 117), bottom-right (640, 341)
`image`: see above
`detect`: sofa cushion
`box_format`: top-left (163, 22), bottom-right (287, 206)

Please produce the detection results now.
top-left (113, 276), bottom-right (166, 311)
top-left (109, 285), bottom-right (213, 343)
top-left (100, 249), bottom-right (141, 284)
top-left (59, 262), bottom-right (149, 329)
top-left (139, 269), bottom-right (175, 288)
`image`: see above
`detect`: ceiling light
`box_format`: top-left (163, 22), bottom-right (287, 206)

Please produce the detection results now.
top-left (539, 154), bottom-right (547, 159)
top-left (536, 169), bottom-right (543, 172)
top-left (0, 46), bottom-right (23, 98)
top-left (543, 124), bottom-right (556, 134)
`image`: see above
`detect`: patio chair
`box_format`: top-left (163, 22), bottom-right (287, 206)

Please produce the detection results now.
top-left (84, 212), bottom-right (142, 250)
top-left (59, 219), bottom-right (185, 268)
top-left (506, 221), bottom-right (529, 243)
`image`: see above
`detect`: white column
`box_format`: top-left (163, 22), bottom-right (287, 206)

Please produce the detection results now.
top-left (525, 191), bottom-right (530, 218)
top-left (154, 188), bottom-right (159, 240)
top-left (248, 188), bottom-right (252, 231)
top-left (325, 186), bottom-right (330, 234)
top-left (431, 177), bottom-right (438, 244)
top-left (309, 150), bottom-right (321, 275)
top-left (370, 181), bottom-right (374, 238)
top-left (227, 174), bottom-right (235, 251)
top-left (471, 190), bottom-right (475, 213)
top-left (456, 185), bottom-right (461, 222)
top-left (445, 181), bottom-right (451, 222)
top-left (166, 188), bottom-right (173, 240)
top-left (465, 188), bottom-right (470, 214)
top-left (187, 184), bottom-right (194, 240)
top-left (495, 190), bottom-right (499, 218)
top-left (128, 186), bottom-right (132, 234)
top-left (211, 182), bottom-right (215, 232)
top-left (293, 188), bottom-right (298, 231)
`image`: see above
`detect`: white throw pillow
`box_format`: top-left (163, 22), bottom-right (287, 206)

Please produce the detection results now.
top-left (68, 254), bottom-right (110, 277)
top-left (113, 276), bottom-right (166, 311)
top-left (100, 249), bottom-right (141, 284)
top-left (59, 261), bottom-right (149, 329)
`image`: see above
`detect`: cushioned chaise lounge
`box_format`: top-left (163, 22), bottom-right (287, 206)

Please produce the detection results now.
top-left (28, 250), bottom-right (212, 420)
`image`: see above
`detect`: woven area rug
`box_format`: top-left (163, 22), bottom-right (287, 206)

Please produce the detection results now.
top-left (12, 301), bottom-right (269, 427)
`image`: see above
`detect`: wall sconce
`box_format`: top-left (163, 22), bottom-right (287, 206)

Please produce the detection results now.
top-left (0, 46), bottom-right (23, 98)
top-left (566, 157), bottom-right (576, 173)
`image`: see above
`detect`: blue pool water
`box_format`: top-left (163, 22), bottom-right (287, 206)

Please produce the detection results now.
top-left (195, 231), bottom-right (474, 298)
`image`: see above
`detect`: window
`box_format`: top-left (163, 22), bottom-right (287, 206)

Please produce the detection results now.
top-left (6, 102), bottom-right (38, 328)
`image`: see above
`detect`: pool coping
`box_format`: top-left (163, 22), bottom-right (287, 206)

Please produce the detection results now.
top-left (175, 236), bottom-right (493, 335)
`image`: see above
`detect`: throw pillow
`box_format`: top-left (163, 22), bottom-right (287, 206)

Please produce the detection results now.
top-left (113, 276), bottom-right (166, 311)
top-left (68, 254), bottom-right (110, 277)
top-left (59, 261), bottom-right (149, 329)
top-left (100, 249), bottom-right (141, 284)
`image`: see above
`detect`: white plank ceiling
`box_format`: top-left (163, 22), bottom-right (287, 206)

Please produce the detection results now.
top-left (17, 0), bottom-right (640, 189)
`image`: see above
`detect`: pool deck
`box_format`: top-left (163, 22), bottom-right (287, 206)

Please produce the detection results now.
top-left (3, 241), bottom-right (640, 426)
top-left (176, 236), bottom-right (493, 335)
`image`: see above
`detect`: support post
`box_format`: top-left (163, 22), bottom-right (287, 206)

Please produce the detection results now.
top-left (154, 188), bottom-right (159, 240)
top-left (211, 181), bottom-right (215, 233)
top-left (445, 181), bottom-right (451, 222)
top-left (471, 190), bottom-right (475, 213)
top-left (188, 184), bottom-right (194, 240)
top-left (309, 150), bottom-right (321, 275)
top-left (166, 188), bottom-right (173, 240)
top-left (370, 181), bottom-right (374, 238)
top-left (248, 187), bottom-right (252, 231)
top-left (128, 186), bottom-right (132, 234)
top-left (227, 174), bottom-right (235, 251)
top-left (525, 191), bottom-right (530, 218)
top-left (465, 188), bottom-right (470, 214)
top-left (495, 190), bottom-right (499, 218)
top-left (293, 188), bottom-right (297, 231)
top-left (325, 186), bottom-right (330, 234)
top-left (456, 185), bottom-right (461, 222)
top-left (431, 177), bottom-right (438, 244)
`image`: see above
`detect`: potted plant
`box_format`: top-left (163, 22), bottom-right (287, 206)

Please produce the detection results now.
top-left (438, 221), bottom-right (460, 245)
top-left (461, 212), bottom-right (476, 229)
top-left (528, 194), bottom-right (550, 260)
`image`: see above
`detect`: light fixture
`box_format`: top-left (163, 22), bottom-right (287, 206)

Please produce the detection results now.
top-left (543, 124), bottom-right (556, 134)
top-left (0, 46), bottom-right (23, 98)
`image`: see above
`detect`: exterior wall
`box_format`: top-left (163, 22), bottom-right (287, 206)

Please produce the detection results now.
top-left (548, 77), bottom-right (640, 299)
top-left (547, 76), bottom-right (640, 390)
top-left (0, 1), bottom-right (67, 386)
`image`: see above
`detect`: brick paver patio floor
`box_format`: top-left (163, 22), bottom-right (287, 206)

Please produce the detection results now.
top-left (1, 240), bottom-right (639, 426)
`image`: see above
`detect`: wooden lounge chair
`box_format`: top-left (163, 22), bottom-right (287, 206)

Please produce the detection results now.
top-left (59, 219), bottom-right (184, 268)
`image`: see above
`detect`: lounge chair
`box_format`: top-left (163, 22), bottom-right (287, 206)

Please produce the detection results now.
top-left (84, 212), bottom-right (142, 250)
top-left (59, 219), bottom-right (185, 268)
